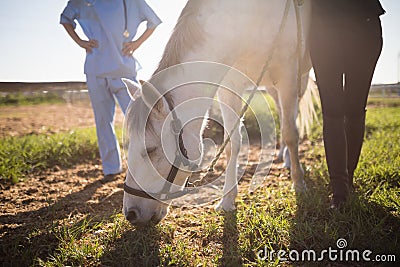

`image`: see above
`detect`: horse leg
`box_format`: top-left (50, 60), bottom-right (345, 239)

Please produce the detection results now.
top-left (215, 89), bottom-right (242, 211)
top-left (278, 82), bottom-right (306, 192)
top-left (267, 87), bottom-right (288, 164)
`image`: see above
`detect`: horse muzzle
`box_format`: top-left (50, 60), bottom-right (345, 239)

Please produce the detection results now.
top-left (123, 204), bottom-right (168, 227)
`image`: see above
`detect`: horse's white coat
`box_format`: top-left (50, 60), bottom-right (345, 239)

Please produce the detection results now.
top-left (122, 0), bottom-right (314, 226)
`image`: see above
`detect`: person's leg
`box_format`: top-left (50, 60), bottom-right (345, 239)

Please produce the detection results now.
top-left (96, 78), bottom-right (132, 181)
top-left (310, 23), bottom-right (350, 207)
top-left (109, 78), bottom-right (133, 114)
top-left (344, 18), bottom-right (383, 186)
top-left (86, 75), bottom-right (122, 177)
top-left (344, 113), bottom-right (365, 189)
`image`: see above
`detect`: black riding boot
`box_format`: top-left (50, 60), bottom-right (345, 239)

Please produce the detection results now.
top-left (345, 112), bottom-right (366, 191)
top-left (323, 116), bottom-right (350, 208)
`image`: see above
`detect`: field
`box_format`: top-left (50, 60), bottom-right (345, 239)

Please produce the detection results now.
top-left (0, 92), bottom-right (399, 266)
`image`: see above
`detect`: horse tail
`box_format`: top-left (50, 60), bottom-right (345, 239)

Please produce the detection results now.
top-left (297, 76), bottom-right (320, 138)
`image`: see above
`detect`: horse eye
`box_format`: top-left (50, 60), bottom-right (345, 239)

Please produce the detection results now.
top-left (142, 146), bottom-right (157, 157)
top-left (145, 147), bottom-right (157, 155)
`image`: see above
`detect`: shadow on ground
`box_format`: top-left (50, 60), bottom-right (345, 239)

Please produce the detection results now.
top-left (0, 176), bottom-right (123, 266)
top-left (289, 177), bottom-right (400, 266)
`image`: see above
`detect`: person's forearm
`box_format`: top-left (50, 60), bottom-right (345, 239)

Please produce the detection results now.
top-left (134, 27), bottom-right (156, 47)
top-left (122, 27), bottom-right (157, 56)
top-left (62, 23), bottom-right (83, 46)
top-left (62, 23), bottom-right (98, 53)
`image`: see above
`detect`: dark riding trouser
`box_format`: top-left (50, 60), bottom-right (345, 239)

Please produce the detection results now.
top-left (310, 16), bottom-right (383, 203)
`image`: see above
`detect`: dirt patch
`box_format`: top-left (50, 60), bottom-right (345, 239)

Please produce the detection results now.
top-left (0, 159), bottom-right (127, 265)
top-left (0, 102), bottom-right (128, 263)
top-left (0, 102), bottom-right (124, 138)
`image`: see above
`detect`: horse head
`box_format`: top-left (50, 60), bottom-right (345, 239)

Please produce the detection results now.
top-left (122, 79), bottom-right (200, 226)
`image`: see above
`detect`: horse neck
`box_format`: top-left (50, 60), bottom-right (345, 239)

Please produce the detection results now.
top-left (151, 63), bottom-right (226, 130)
top-left (151, 68), bottom-right (222, 160)
top-left (169, 82), bottom-right (216, 135)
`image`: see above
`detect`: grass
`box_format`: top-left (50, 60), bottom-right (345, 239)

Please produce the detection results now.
top-left (0, 128), bottom-right (99, 184)
top-left (0, 92), bottom-right (66, 106)
top-left (367, 97), bottom-right (400, 108)
top-left (2, 97), bottom-right (399, 266)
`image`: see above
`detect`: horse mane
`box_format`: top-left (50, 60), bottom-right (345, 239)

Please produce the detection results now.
top-left (153, 0), bottom-right (204, 75)
top-left (127, 0), bottom-right (205, 138)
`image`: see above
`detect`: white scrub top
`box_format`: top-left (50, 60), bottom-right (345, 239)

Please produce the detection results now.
top-left (60, 0), bottom-right (162, 78)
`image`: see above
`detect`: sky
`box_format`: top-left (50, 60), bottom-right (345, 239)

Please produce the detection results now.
top-left (0, 0), bottom-right (399, 85)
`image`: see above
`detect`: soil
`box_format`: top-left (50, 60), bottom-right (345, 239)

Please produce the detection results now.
top-left (0, 102), bottom-right (127, 215)
top-left (0, 103), bottom-right (129, 264)
top-left (0, 102), bottom-right (314, 265)
top-left (0, 102), bottom-right (124, 138)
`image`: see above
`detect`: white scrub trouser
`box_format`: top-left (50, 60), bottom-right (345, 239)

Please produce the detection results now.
top-left (86, 75), bottom-right (132, 175)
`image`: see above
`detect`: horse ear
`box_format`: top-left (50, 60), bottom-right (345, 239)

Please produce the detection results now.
top-left (141, 81), bottom-right (167, 116)
top-left (122, 78), bottom-right (141, 100)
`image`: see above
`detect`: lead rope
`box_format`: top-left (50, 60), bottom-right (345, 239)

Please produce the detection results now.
top-left (294, 0), bottom-right (304, 98)
top-left (191, 0), bottom-right (293, 186)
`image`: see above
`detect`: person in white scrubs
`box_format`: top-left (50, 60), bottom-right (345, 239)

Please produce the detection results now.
top-left (60, 0), bottom-right (161, 182)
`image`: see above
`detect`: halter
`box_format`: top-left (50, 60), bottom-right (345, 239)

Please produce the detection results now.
top-left (123, 94), bottom-right (199, 201)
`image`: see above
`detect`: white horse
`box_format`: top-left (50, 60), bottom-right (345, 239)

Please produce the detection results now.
top-left (122, 0), bottom-right (315, 226)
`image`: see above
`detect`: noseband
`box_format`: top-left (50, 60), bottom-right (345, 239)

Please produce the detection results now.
top-left (123, 94), bottom-right (199, 201)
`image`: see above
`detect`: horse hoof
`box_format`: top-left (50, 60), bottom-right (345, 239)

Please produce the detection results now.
top-left (215, 200), bottom-right (236, 212)
top-left (292, 181), bottom-right (307, 193)
top-left (282, 162), bottom-right (291, 169)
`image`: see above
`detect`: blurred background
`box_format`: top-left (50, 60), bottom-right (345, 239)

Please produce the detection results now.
top-left (0, 0), bottom-right (399, 85)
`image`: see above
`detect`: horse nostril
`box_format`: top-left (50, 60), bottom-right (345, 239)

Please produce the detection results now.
top-left (151, 213), bottom-right (161, 224)
top-left (126, 209), bottom-right (139, 223)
